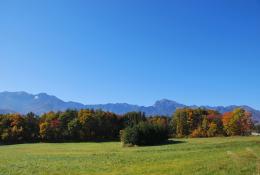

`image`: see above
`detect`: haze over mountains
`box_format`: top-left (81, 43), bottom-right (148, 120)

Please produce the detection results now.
top-left (0, 91), bottom-right (259, 122)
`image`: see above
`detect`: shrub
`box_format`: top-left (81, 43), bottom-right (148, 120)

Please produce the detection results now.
top-left (120, 122), bottom-right (169, 146)
top-left (254, 124), bottom-right (260, 133)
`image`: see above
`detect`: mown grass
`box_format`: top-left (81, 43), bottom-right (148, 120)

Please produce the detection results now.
top-left (0, 136), bottom-right (259, 175)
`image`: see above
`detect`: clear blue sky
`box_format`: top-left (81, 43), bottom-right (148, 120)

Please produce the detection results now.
top-left (0, 0), bottom-right (260, 109)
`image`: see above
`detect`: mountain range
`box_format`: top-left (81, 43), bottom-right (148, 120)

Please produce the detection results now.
top-left (0, 91), bottom-right (259, 122)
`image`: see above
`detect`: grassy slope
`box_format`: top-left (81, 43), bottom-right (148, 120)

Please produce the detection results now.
top-left (0, 137), bottom-right (259, 175)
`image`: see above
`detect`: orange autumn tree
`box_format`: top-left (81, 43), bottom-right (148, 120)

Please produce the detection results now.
top-left (222, 108), bottom-right (253, 136)
top-left (222, 112), bottom-right (233, 136)
top-left (240, 111), bottom-right (253, 135)
top-left (206, 112), bottom-right (223, 136)
top-left (148, 116), bottom-right (169, 128)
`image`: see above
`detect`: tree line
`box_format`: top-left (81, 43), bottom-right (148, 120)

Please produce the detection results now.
top-left (172, 108), bottom-right (253, 138)
top-left (0, 108), bottom-right (256, 145)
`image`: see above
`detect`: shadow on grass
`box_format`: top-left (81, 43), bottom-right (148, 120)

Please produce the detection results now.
top-left (0, 139), bottom-right (185, 146)
top-left (44, 138), bottom-right (121, 143)
top-left (123, 140), bottom-right (186, 147)
top-left (0, 138), bottom-right (120, 146)
top-left (147, 140), bottom-right (186, 147)
top-left (164, 140), bottom-right (185, 145)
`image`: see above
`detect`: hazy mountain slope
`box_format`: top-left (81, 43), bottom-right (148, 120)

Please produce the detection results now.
top-left (0, 91), bottom-right (259, 122)
top-left (0, 91), bottom-right (84, 114)
top-left (0, 109), bottom-right (15, 114)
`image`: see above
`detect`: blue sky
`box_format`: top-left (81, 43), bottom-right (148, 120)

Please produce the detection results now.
top-left (0, 0), bottom-right (260, 108)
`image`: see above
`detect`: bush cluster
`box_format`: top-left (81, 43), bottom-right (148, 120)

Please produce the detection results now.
top-left (253, 124), bottom-right (260, 133)
top-left (120, 122), bottom-right (169, 146)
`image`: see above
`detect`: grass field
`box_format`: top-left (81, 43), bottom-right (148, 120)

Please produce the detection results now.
top-left (0, 137), bottom-right (259, 175)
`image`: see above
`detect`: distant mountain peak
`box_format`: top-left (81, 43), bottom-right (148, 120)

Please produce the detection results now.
top-left (153, 99), bottom-right (185, 108)
top-left (37, 92), bottom-right (48, 96)
top-left (37, 92), bottom-right (56, 98)
top-left (154, 99), bottom-right (178, 105)
top-left (156, 99), bottom-right (173, 103)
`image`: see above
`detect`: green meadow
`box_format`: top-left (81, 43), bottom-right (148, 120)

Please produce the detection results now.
top-left (0, 136), bottom-right (259, 175)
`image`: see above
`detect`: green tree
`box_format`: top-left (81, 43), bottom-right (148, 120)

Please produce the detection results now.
top-left (122, 111), bottom-right (146, 127)
top-left (23, 112), bottom-right (39, 142)
top-left (173, 109), bottom-right (189, 137)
